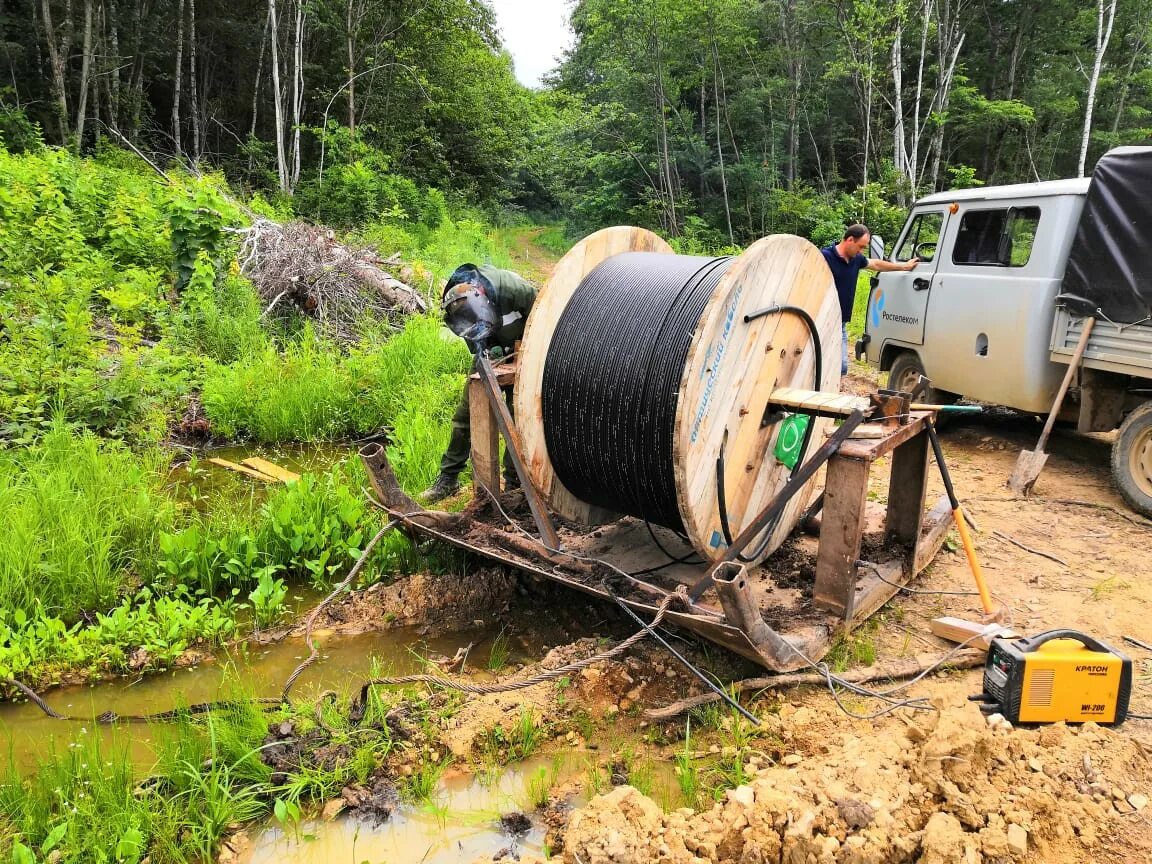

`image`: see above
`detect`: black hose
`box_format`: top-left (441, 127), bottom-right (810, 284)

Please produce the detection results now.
top-left (714, 304), bottom-right (824, 561)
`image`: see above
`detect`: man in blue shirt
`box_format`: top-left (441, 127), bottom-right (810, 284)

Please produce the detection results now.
top-left (822, 224), bottom-right (918, 375)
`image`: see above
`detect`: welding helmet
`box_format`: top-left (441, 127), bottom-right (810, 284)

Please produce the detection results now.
top-left (442, 264), bottom-right (499, 353)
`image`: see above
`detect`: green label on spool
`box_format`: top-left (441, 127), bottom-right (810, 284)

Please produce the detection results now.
top-left (774, 413), bottom-right (810, 469)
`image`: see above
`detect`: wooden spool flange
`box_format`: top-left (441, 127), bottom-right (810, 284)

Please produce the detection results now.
top-left (514, 227), bottom-right (841, 563)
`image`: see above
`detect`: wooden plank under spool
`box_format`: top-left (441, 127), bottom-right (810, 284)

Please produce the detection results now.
top-left (768, 387), bottom-right (869, 417)
top-left (514, 226), bottom-right (674, 526)
top-left (207, 457), bottom-right (278, 482)
top-left (240, 457), bottom-right (300, 483)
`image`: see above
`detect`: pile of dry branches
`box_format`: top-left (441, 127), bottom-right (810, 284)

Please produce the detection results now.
top-left (236, 219), bottom-right (427, 342)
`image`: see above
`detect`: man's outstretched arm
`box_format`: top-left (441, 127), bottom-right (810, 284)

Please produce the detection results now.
top-left (866, 257), bottom-right (919, 273)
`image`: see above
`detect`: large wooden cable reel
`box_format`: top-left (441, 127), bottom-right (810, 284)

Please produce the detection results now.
top-left (514, 226), bottom-right (841, 565)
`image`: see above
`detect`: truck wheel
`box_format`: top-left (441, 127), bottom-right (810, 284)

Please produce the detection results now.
top-left (1112, 401), bottom-right (1152, 518)
top-left (887, 352), bottom-right (957, 406)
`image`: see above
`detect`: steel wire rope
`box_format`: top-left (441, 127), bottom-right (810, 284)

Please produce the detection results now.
top-left (542, 252), bottom-right (733, 533)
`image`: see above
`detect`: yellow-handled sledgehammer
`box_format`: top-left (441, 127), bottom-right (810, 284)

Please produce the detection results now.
top-left (924, 416), bottom-right (997, 617)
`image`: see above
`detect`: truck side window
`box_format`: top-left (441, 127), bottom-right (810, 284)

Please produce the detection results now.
top-left (894, 212), bottom-right (943, 262)
top-left (952, 207), bottom-right (1041, 267)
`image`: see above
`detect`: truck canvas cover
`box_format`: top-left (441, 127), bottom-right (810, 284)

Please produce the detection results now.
top-left (1060, 146), bottom-right (1152, 324)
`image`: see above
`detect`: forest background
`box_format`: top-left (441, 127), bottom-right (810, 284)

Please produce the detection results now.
top-left (4, 0), bottom-right (1150, 248)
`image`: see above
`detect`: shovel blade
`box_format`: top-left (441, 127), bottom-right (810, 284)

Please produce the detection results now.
top-left (1007, 449), bottom-right (1048, 495)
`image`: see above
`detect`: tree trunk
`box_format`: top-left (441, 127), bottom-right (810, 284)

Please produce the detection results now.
top-left (106, 0), bottom-right (121, 130)
top-left (189, 0), bottom-right (200, 162)
top-left (1078, 0), bottom-right (1118, 177)
top-left (290, 0), bottom-right (304, 189)
top-left (712, 30), bottom-right (733, 245)
top-left (902, 0), bottom-right (933, 191)
top-left (73, 0), bottom-right (93, 152)
top-left (40, 0), bottom-right (72, 142)
top-left (126, 0), bottom-right (147, 140)
top-left (925, 0), bottom-right (966, 190)
top-left (172, 0), bottom-right (184, 156)
top-left (346, 0), bottom-right (356, 133)
top-left (250, 12), bottom-right (269, 148)
top-left (892, 18), bottom-right (907, 205)
top-left (268, 0), bottom-right (289, 192)
top-left (650, 23), bottom-right (677, 234)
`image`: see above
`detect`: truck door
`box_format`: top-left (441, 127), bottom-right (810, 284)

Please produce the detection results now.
top-left (868, 209), bottom-right (948, 347)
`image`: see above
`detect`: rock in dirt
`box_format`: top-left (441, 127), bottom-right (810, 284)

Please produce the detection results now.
top-left (921, 812), bottom-right (977, 864)
top-left (563, 786), bottom-right (664, 862)
top-left (836, 797), bottom-right (874, 829)
top-left (1006, 822), bottom-right (1028, 857)
top-left (500, 811), bottom-right (533, 836)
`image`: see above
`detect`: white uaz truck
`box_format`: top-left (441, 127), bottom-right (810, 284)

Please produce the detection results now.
top-left (857, 146), bottom-right (1152, 517)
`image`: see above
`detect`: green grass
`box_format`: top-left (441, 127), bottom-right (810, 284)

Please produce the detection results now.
top-left (823, 616), bottom-right (881, 672)
top-left (528, 225), bottom-right (572, 257)
top-left (487, 629), bottom-right (512, 672)
top-left (847, 270), bottom-right (873, 344)
top-left (0, 426), bottom-right (175, 619)
top-left (673, 719), bottom-right (700, 806)
top-left (201, 316), bottom-right (469, 455)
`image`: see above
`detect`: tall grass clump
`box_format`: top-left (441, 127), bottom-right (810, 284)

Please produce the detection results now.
top-left (201, 315), bottom-right (469, 456)
top-left (200, 327), bottom-right (352, 441)
top-left (0, 426), bottom-right (174, 619)
top-left (0, 688), bottom-right (274, 863)
top-left (0, 733), bottom-right (151, 864)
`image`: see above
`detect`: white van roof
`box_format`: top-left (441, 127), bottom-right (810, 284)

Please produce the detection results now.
top-left (916, 177), bottom-right (1091, 205)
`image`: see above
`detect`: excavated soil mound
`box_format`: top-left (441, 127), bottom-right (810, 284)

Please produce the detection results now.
top-left (503, 710), bottom-right (1149, 864)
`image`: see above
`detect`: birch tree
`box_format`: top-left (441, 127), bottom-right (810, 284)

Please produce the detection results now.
top-left (1078, 0), bottom-right (1118, 177)
top-left (268, 0), bottom-right (289, 192)
top-left (74, 0), bottom-right (94, 152)
top-left (172, 0), bottom-right (184, 156)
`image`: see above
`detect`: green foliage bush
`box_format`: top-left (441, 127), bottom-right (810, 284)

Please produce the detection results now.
top-left (0, 148), bottom-right (244, 444)
top-left (0, 103), bottom-right (43, 153)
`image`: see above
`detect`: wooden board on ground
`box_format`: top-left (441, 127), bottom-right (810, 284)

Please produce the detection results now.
top-left (240, 457), bottom-right (300, 483)
top-left (207, 457), bottom-right (278, 482)
top-left (930, 616), bottom-right (1019, 649)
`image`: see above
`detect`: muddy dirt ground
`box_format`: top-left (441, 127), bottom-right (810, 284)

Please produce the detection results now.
top-left (295, 369), bottom-right (1151, 864)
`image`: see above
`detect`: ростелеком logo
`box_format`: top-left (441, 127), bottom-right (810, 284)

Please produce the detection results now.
top-left (870, 287), bottom-right (885, 328)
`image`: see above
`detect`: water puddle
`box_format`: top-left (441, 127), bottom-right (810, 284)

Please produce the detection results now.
top-left (239, 755), bottom-right (574, 864)
top-left (0, 625), bottom-right (506, 776)
top-left (164, 441), bottom-right (353, 506)
top-left (238, 749), bottom-right (686, 863)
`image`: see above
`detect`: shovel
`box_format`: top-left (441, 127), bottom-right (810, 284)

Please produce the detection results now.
top-left (1007, 316), bottom-right (1096, 495)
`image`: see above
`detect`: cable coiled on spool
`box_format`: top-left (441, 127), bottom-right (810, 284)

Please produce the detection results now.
top-left (542, 252), bottom-right (733, 532)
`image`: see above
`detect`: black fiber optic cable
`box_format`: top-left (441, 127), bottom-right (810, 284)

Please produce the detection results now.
top-left (542, 252), bottom-right (733, 532)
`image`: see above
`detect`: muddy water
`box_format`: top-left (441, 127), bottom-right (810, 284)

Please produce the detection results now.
top-left (0, 624), bottom-right (504, 776)
top-left (239, 754), bottom-right (685, 864)
top-left (165, 441), bottom-right (353, 506)
top-left (239, 756), bottom-right (572, 864)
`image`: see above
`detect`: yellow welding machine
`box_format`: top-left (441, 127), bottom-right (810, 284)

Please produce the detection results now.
top-left (974, 630), bottom-right (1132, 725)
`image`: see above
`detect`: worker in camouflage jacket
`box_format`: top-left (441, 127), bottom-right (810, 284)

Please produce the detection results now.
top-left (421, 263), bottom-right (538, 503)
